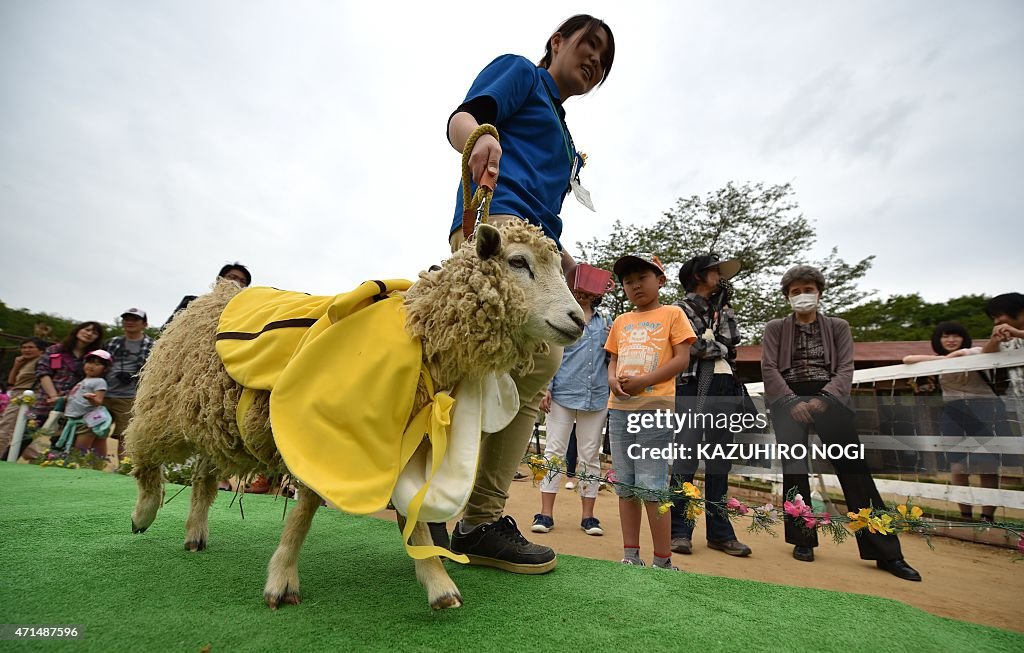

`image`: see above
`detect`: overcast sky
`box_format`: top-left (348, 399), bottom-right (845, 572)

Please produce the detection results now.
top-left (1, 1), bottom-right (1021, 327)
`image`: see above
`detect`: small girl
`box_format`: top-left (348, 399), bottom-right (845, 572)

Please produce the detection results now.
top-left (55, 350), bottom-right (114, 457)
top-left (903, 322), bottom-right (1011, 521)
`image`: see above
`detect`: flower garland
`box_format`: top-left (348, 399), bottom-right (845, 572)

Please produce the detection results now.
top-left (32, 447), bottom-right (109, 471)
top-left (10, 393), bottom-right (37, 407)
top-left (524, 454), bottom-right (1024, 554)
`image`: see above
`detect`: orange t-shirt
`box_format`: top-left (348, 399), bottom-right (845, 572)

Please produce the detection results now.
top-left (605, 305), bottom-right (696, 410)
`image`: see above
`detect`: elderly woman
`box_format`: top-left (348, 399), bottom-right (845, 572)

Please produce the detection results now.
top-left (761, 265), bottom-right (921, 581)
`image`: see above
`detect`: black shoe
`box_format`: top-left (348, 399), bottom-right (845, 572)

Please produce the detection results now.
top-left (793, 545), bottom-right (815, 562)
top-left (876, 559), bottom-right (922, 581)
top-left (450, 516), bottom-right (556, 574)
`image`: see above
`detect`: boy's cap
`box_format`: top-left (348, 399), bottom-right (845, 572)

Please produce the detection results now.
top-left (613, 253), bottom-right (665, 279)
top-left (84, 349), bottom-right (113, 364)
top-left (121, 308), bottom-right (147, 320)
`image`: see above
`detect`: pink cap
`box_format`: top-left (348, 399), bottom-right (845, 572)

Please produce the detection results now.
top-left (85, 349), bottom-right (113, 364)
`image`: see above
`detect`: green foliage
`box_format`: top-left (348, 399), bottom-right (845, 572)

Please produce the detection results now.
top-left (0, 300), bottom-right (160, 373)
top-left (577, 182), bottom-right (875, 341)
top-left (0, 299), bottom-right (77, 342)
top-left (840, 293), bottom-right (992, 342)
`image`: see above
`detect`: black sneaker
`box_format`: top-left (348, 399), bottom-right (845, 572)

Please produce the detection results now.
top-left (450, 516), bottom-right (557, 574)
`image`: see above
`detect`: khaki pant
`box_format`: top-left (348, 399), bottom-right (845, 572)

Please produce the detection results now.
top-left (451, 216), bottom-right (564, 524)
top-left (104, 396), bottom-right (135, 455)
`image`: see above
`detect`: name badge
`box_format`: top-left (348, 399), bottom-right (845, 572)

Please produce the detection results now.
top-left (571, 178), bottom-right (595, 211)
top-left (570, 151), bottom-right (595, 211)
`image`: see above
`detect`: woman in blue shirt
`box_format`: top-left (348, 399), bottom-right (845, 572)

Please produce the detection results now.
top-left (444, 15), bottom-right (615, 573)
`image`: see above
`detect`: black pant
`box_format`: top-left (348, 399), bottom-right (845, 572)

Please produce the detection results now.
top-left (670, 374), bottom-right (740, 542)
top-left (772, 381), bottom-right (902, 562)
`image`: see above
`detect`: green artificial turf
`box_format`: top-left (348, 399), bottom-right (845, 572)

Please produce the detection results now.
top-left (1, 463), bottom-right (1021, 653)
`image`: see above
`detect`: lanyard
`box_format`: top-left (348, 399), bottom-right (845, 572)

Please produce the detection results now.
top-left (542, 84), bottom-right (575, 171)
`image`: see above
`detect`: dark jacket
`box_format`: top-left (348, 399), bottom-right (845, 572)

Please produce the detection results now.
top-left (761, 313), bottom-right (854, 410)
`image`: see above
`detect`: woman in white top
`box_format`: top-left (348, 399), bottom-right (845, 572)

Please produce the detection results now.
top-left (904, 321), bottom-right (1010, 521)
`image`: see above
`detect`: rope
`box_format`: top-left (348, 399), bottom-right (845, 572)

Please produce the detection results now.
top-left (460, 124), bottom-right (499, 240)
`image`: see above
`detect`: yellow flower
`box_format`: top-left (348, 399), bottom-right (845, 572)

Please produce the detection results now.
top-left (55, 460), bottom-right (65, 467)
top-left (68, 462), bottom-right (80, 469)
top-left (847, 508), bottom-right (872, 533)
top-left (686, 503), bottom-right (703, 521)
top-left (658, 501), bottom-right (672, 515)
top-left (679, 482), bottom-right (701, 499)
top-left (897, 504), bottom-right (923, 520)
top-left (869, 514), bottom-right (894, 535)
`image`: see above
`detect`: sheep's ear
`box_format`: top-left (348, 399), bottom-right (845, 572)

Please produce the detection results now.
top-left (475, 223), bottom-right (502, 260)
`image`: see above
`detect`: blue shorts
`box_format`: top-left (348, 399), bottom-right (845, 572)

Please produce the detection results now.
top-left (607, 409), bottom-right (673, 499)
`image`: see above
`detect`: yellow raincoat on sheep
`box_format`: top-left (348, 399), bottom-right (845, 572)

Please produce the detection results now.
top-left (215, 280), bottom-right (467, 562)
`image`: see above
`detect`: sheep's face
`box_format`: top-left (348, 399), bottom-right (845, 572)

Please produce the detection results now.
top-left (476, 223), bottom-right (584, 346)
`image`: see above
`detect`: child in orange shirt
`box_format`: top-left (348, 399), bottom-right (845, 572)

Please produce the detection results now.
top-left (605, 253), bottom-right (695, 569)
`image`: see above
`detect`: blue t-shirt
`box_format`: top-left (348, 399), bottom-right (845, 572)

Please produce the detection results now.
top-left (449, 55), bottom-right (576, 249)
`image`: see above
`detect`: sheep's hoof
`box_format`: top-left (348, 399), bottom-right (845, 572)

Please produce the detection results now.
top-left (265, 588), bottom-right (301, 610)
top-left (430, 591), bottom-right (463, 611)
top-left (184, 538), bottom-right (207, 552)
top-left (131, 520), bottom-right (147, 534)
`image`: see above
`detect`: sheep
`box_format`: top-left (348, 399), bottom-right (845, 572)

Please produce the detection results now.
top-left (125, 220), bottom-right (585, 611)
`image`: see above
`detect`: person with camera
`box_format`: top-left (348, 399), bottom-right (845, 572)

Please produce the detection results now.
top-left (104, 308), bottom-right (154, 459)
top-left (670, 253), bottom-right (753, 558)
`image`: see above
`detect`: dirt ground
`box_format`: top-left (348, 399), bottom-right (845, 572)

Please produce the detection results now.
top-left (374, 468), bottom-right (1024, 633)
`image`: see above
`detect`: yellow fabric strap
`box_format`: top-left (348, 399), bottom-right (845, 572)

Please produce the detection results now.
top-left (399, 370), bottom-right (469, 563)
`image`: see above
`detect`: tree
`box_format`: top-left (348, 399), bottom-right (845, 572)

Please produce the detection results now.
top-left (577, 182), bottom-right (875, 341)
top-left (840, 293), bottom-right (992, 342)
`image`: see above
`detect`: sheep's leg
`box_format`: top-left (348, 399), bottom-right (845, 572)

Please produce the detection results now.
top-left (264, 485), bottom-right (321, 609)
top-left (184, 462), bottom-right (219, 552)
top-left (397, 516), bottom-right (463, 610)
top-left (131, 463), bottom-right (164, 534)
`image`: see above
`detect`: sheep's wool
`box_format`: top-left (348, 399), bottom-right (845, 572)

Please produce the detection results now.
top-left (215, 280), bottom-right (490, 562)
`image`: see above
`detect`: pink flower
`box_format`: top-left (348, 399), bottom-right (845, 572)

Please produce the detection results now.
top-left (1018, 537), bottom-right (1024, 554)
top-left (605, 470), bottom-right (618, 484)
top-left (726, 497), bottom-right (749, 515)
top-left (784, 501), bottom-right (810, 519)
top-left (818, 513), bottom-right (832, 526)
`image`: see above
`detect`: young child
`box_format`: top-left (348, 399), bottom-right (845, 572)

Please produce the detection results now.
top-left (55, 350), bottom-right (114, 457)
top-left (605, 253), bottom-right (695, 569)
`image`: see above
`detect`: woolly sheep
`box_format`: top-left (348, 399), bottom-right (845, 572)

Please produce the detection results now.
top-left (126, 220), bottom-right (584, 611)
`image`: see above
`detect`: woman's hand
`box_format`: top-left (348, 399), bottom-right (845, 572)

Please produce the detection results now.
top-left (540, 390), bottom-right (552, 414)
top-left (468, 134), bottom-right (501, 186)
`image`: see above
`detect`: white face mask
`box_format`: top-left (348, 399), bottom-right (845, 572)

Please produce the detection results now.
top-left (789, 292), bottom-right (818, 313)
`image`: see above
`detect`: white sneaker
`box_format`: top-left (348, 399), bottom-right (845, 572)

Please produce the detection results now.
top-left (565, 480), bottom-right (575, 490)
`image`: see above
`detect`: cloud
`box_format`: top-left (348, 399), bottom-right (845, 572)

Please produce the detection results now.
top-left (1, 0), bottom-right (1022, 325)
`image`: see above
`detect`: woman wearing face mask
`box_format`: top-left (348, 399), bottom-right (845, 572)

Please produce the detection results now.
top-left (761, 265), bottom-right (921, 581)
